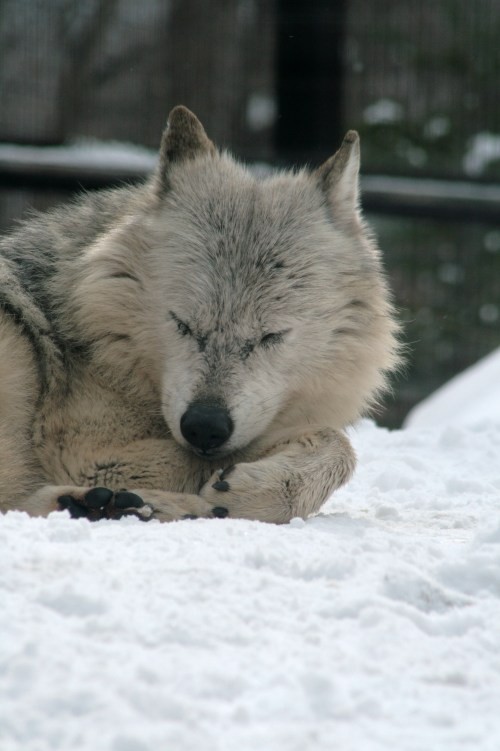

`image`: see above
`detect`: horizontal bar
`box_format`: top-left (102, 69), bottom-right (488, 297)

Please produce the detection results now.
top-left (0, 142), bottom-right (157, 189)
top-left (0, 143), bottom-right (499, 222)
top-left (361, 175), bottom-right (500, 222)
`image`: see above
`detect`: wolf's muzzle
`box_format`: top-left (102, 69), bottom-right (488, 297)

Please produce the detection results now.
top-left (180, 403), bottom-right (233, 455)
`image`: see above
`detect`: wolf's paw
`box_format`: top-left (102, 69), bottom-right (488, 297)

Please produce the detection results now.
top-left (200, 463), bottom-right (293, 524)
top-left (31, 484), bottom-right (225, 522)
top-left (57, 487), bottom-right (155, 521)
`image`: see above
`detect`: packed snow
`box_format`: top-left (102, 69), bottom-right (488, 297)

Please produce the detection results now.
top-left (2, 399), bottom-right (500, 750)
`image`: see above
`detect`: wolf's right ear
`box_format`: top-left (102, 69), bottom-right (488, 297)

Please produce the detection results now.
top-left (315, 131), bottom-right (361, 232)
top-left (156, 106), bottom-right (215, 193)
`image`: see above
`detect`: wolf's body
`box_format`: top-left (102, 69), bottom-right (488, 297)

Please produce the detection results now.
top-left (0, 107), bottom-right (399, 523)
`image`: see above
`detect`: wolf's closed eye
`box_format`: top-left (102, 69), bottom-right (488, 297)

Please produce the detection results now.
top-left (259, 331), bottom-right (289, 348)
top-left (240, 331), bottom-right (289, 361)
top-left (169, 311), bottom-right (209, 352)
top-left (169, 311), bottom-right (193, 337)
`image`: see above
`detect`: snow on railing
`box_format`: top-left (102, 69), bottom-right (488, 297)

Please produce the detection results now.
top-left (0, 141), bottom-right (499, 221)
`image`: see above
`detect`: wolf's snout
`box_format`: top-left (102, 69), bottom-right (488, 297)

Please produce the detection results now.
top-left (180, 404), bottom-right (233, 454)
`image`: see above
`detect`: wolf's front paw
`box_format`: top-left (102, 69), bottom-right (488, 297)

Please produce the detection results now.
top-left (57, 487), bottom-right (155, 521)
top-left (200, 463), bottom-right (294, 524)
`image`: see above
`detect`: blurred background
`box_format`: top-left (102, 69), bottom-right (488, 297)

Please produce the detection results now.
top-left (0, 0), bottom-right (499, 426)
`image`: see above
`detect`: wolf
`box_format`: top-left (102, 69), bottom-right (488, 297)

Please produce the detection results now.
top-left (0, 106), bottom-right (399, 524)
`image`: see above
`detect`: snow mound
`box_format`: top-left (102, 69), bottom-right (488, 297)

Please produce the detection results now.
top-left (405, 347), bottom-right (500, 428)
top-left (1, 420), bottom-right (500, 750)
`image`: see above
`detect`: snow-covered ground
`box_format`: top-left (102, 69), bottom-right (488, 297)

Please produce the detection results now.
top-left (1, 405), bottom-right (500, 750)
top-left (405, 347), bottom-right (500, 428)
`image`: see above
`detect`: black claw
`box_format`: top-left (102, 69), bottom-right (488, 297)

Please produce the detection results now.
top-left (212, 480), bottom-right (230, 492)
top-left (57, 495), bottom-right (73, 509)
top-left (182, 514), bottom-right (198, 520)
top-left (212, 506), bottom-right (229, 518)
top-left (113, 491), bottom-right (145, 509)
top-left (57, 495), bottom-right (87, 519)
top-left (67, 499), bottom-right (88, 519)
top-left (84, 487), bottom-right (114, 508)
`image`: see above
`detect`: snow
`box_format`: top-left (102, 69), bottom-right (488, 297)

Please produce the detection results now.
top-left (2, 413), bottom-right (500, 751)
top-left (0, 140), bottom-right (157, 172)
top-left (0, 141), bottom-right (157, 183)
top-left (424, 116), bottom-right (451, 140)
top-left (463, 132), bottom-right (500, 176)
top-left (363, 99), bottom-right (404, 125)
top-left (405, 346), bottom-right (500, 428)
top-left (246, 93), bottom-right (277, 131)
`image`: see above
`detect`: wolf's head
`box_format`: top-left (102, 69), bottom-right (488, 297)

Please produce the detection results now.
top-left (144, 107), bottom-right (399, 459)
top-left (81, 107), bottom-right (400, 459)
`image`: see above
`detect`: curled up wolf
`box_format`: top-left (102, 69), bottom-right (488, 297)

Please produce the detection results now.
top-left (0, 106), bottom-right (399, 524)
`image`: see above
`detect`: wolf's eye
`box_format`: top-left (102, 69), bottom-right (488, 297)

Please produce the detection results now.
top-left (169, 311), bottom-right (192, 338)
top-left (259, 331), bottom-right (288, 348)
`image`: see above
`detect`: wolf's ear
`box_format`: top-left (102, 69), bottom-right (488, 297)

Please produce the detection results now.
top-left (157, 106), bottom-right (215, 192)
top-left (315, 131), bottom-right (361, 231)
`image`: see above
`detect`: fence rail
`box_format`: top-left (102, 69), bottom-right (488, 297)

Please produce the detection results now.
top-left (1, 144), bottom-right (499, 222)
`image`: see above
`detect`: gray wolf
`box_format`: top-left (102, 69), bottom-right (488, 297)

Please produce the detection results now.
top-left (0, 106), bottom-right (400, 524)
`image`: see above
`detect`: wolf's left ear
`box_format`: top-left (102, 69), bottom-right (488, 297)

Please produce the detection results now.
top-left (315, 131), bottom-right (361, 231)
top-left (156, 105), bottom-right (215, 192)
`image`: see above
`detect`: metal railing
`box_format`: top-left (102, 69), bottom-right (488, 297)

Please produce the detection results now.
top-left (1, 143), bottom-right (498, 222)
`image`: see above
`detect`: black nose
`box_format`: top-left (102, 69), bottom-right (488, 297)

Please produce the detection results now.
top-left (180, 404), bottom-right (233, 453)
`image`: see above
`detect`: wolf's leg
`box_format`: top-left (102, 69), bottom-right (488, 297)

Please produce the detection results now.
top-left (24, 438), bottom-right (225, 521)
top-left (199, 428), bottom-right (356, 524)
top-left (0, 316), bottom-right (41, 511)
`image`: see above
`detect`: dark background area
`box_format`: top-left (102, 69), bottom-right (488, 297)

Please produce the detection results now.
top-left (1, 0), bottom-right (499, 426)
